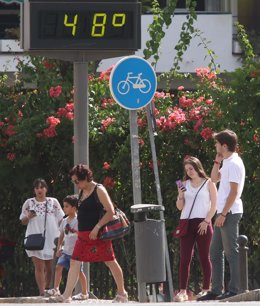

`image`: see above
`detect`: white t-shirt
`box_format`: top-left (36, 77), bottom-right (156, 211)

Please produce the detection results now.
top-left (20, 197), bottom-right (65, 260)
top-left (60, 216), bottom-right (78, 256)
top-left (217, 153), bottom-right (245, 214)
top-left (181, 179), bottom-right (211, 219)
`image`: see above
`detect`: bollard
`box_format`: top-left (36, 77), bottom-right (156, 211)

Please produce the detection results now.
top-left (237, 235), bottom-right (249, 293)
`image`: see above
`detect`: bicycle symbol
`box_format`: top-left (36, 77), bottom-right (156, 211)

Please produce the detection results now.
top-left (117, 72), bottom-right (152, 95)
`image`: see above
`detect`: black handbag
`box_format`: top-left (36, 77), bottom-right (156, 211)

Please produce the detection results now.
top-left (93, 184), bottom-right (131, 241)
top-left (24, 200), bottom-right (47, 251)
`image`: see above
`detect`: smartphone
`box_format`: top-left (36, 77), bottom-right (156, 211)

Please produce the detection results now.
top-left (176, 180), bottom-right (187, 191)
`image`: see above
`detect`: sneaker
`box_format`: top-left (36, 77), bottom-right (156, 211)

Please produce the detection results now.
top-left (217, 291), bottom-right (237, 300)
top-left (45, 288), bottom-right (61, 297)
top-left (49, 295), bottom-right (72, 303)
top-left (197, 291), bottom-right (219, 301)
top-left (174, 291), bottom-right (188, 302)
top-left (72, 292), bottom-right (89, 300)
top-left (196, 291), bottom-right (208, 299)
top-left (112, 292), bottom-right (128, 303)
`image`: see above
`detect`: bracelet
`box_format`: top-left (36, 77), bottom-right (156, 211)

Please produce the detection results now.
top-left (214, 160), bottom-right (220, 165)
top-left (203, 220), bottom-right (210, 224)
top-left (95, 224), bottom-right (101, 229)
top-left (221, 213), bottom-right (226, 218)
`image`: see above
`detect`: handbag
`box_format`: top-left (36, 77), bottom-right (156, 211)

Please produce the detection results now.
top-left (24, 200), bottom-right (47, 250)
top-left (93, 184), bottom-right (131, 241)
top-left (173, 179), bottom-right (208, 238)
top-left (99, 207), bottom-right (131, 240)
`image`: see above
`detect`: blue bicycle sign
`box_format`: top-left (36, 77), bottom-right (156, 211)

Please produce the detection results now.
top-left (109, 56), bottom-right (157, 110)
top-left (117, 72), bottom-right (151, 95)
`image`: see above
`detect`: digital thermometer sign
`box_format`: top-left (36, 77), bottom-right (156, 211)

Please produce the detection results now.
top-left (22, 0), bottom-right (141, 51)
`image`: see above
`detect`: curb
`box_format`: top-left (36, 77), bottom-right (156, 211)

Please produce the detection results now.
top-left (220, 289), bottom-right (260, 302)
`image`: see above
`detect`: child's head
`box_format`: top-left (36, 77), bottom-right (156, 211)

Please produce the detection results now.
top-left (63, 194), bottom-right (78, 215)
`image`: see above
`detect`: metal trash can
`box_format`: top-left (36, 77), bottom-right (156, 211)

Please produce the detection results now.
top-left (131, 204), bottom-right (166, 283)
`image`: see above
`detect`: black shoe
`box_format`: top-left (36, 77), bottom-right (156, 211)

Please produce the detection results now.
top-left (217, 291), bottom-right (237, 300)
top-left (197, 291), bottom-right (218, 301)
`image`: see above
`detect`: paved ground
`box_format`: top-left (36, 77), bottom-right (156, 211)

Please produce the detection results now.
top-left (0, 289), bottom-right (259, 304)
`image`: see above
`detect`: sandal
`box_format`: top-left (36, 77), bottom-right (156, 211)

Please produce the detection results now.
top-left (49, 295), bottom-right (72, 303)
top-left (72, 292), bottom-right (89, 300)
top-left (174, 291), bottom-right (188, 302)
top-left (45, 288), bottom-right (61, 297)
top-left (112, 292), bottom-right (128, 303)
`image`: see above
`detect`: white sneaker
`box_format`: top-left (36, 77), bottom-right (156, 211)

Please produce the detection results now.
top-left (72, 293), bottom-right (89, 300)
top-left (112, 292), bottom-right (128, 303)
top-left (45, 288), bottom-right (61, 297)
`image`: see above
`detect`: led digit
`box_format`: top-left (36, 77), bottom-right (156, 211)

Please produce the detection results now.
top-left (64, 14), bottom-right (78, 36)
top-left (91, 13), bottom-right (107, 37)
top-left (112, 13), bottom-right (126, 27)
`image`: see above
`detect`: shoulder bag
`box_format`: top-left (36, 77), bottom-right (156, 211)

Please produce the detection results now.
top-left (24, 200), bottom-right (47, 250)
top-left (172, 179), bottom-right (208, 238)
top-left (94, 184), bottom-right (131, 240)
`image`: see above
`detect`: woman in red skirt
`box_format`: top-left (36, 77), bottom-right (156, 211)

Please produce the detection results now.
top-left (52, 164), bottom-right (128, 303)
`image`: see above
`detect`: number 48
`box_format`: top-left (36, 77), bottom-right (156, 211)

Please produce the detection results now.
top-left (64, 13), bottom-right (126, 37)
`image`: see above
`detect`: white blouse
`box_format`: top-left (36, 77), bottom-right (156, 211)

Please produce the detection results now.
top-left (20, 197), bottom-right (65, 260)
top-left (180, 180), bottom-right (211, 219)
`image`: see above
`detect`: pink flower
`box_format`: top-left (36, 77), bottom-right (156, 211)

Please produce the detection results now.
top-left (103, 176), bottom-right (116, 189)
top-left (65, 112), bottom-right (74, 120)
top-left (56, 108), bottom-right (67, 118)
top-left (65, 102), bottom-right (74, 112)
top-left (43, 126), bottom-right (57, 138)
top-left (253, 133), bottom-right (259, 143)
top-left (177, 86), bottom-right (184, 91)
top-left (49, 85), bottom-right (62, 97)
top-left (5, 125), bottom-right (16, 136)
top-left (138, 138), bottom-right (145, 146)
top-left (103, 162), bottom-right (111, 170)
top-left (193, 118), bottom-right (203, 132)
top-left (46, 116), bottom-right (60, 127)
top-left (101, 117), bottom-right (115, 131)
top-left (7, 152), bottom-right (16, 161)
top-left (200, 127), bottom-right (213, 140)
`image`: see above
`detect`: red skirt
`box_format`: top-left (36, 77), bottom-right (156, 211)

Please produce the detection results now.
top-left (71, 231), bottom-right (115, 262)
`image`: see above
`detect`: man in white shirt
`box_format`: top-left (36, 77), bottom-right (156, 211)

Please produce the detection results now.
top-left (198, 129), bottom-right (245, 301)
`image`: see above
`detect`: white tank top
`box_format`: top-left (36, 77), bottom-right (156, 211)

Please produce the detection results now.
top-left (180, 179), bottom-right (210, 219)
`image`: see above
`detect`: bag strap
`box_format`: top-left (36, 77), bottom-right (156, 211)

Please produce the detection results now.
top-left (187, 179), bottom-right (208, 219)
top-left (31, 199), bottom-right (48, 237)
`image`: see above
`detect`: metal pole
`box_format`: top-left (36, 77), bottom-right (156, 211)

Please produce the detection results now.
top-left (73, 61), bottom-right (90, 292)
top-left (237, 235), bottom-right (249, 293)
top-left (129, 110), bottom-right (147, 302)
top-left (146, 103), bottom-right (174, 302)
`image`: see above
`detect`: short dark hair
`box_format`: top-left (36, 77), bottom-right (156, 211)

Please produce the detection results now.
top-left (63, 194), bottom-right (79, 208)
top-left (69, 164), bottom-right (93, 182)
top-left (213, 129), bottom-right (238, 152)
top-left (33, 178), bottom-right (48, 189)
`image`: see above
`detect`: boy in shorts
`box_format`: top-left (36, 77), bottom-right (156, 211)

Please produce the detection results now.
top-left (46, 195), bottom-right (88, 300)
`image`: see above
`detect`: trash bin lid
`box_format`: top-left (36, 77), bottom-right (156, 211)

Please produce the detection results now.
top-left (130, 204), bottom-right (165, 213)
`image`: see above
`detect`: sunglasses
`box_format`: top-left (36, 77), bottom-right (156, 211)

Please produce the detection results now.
top-left (71, 179), bottom-right (80, 185)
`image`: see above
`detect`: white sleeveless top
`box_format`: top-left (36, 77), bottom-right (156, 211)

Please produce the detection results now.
top-left (180, 179), bottom-right (210, 219)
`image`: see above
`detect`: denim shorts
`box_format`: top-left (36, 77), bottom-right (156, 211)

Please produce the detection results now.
top-left (57, 253), bottom-right (83, 271)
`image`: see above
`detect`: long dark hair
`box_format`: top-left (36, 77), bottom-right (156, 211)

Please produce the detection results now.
top-left (183, 156), bottom-right (208, 180)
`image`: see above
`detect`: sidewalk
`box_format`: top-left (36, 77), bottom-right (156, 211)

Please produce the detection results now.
top-left (0, 289), bottom-right (259, 304)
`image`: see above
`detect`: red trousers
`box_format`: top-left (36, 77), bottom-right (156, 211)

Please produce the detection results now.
top-left (179, 218), bottom-right (213, 290)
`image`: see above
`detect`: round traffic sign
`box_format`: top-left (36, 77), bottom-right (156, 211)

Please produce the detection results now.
top-left (109, 56), bottom-right (157, 110)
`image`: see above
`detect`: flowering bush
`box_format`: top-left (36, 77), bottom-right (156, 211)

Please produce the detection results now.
top-left (0, 46), bottom-right (259, 295)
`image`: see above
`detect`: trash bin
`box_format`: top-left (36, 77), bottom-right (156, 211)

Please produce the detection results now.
top-left (131, 204), bottom-right (166, 283)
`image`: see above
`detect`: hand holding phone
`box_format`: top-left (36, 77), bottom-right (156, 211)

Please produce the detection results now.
top-left (176, 180), bottom-right (187, 191)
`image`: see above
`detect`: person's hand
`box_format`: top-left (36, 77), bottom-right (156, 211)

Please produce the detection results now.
top-left (28, 210), bottom-right (36, 219)
top-left (198, 221), bottom-right (208, 235)
top-left (56, 249), bottom-right (62, 257)
top-left (215, 153), bottom-right (223, 163)
top-left (89, 226), bottom-right (99, 240)
top-left (215, 214), bottom-right (226, 227)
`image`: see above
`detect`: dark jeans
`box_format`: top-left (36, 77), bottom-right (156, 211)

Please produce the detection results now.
top-left (210, 213), bottom-right (242, 295)
top-left (179, 218), bottom-right (213, 290)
